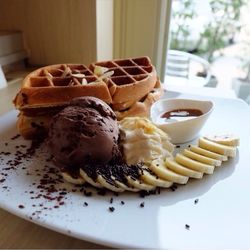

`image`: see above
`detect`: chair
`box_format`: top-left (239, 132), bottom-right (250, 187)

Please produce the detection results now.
top-left (165, 50), bottom-right (213, 87)
top-left (245, 94), bottom-right (250, 105)
top-left (0, 65), bottom-right (7, 89)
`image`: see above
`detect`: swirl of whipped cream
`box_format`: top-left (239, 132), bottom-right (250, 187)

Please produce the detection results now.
top-left (119, 117), bottom-right (174, 165)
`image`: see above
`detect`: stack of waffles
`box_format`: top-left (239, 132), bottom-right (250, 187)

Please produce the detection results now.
top-left (13, 57), bottom-right (163, 139)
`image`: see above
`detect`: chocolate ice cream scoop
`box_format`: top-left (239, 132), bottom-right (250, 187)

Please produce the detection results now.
top-left (48, 97), bottom-right (120, 168)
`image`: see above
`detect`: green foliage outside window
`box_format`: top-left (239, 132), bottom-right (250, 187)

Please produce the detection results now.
top-left (170, 0), bottom-right (246, 62)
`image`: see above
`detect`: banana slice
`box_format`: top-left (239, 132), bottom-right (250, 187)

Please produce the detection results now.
top-left (126, 176), bottom-right (156, 191)
top-left (165, 158), bottom-right (203, 179)
top-left (79, 168), bottom-right (103, 188)
top-left (199, 137), bottom-right (236, 157)
top-left (149, 159), bottom-right (189, 184)
top-left (175, 154), bottom-right (214, 174)
top-left (61, 172), bottom-right (85, 185)
top-left (97, 174), bottom-right (125, 192)
top-left (204, 134), bottom-right (240, 146)
top-left (113, 179), bottom-right (140, 192)
top-left (183, 149), bottom-right (222, 166)
top-left (95, 165), bottom-right (126, 192)
top-left (108, 164), bottom-right (141, 192)
top-left (190, 145), bottom-right (228, 161)
top-left (140, 166), bottom-right (173, 188)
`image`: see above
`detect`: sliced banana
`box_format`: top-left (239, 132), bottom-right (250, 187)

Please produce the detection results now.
top-left (109, 164), bottom-right (141, 192)
top-left (149, 159), bottom-right (189, 184)
top-left (61, 172), bottom-right (85, 185)
top-left (61, 130), bottom-right (239, 193)
top-left (204, 134), bottom-right (240, 147)
top-left (79, 168), bottom-right (103, 188)
top-left (190, 145), bottom-right (228, 161)
top-left (199, 137), bottom-right (236, 157)
top-left (165, 158), bottom-right (203, 179)
top-left (140, 166), bottom-right (173, 188)
top-left (113, 179), bottom-right (140, 192)
top-left (175, 154), bottom-right (214, 174)
top-left (183, 149), bottom-right (222, 166)
top-left (97, 174), bottom-right (125, 192)
top-left (126, 176), bottom-right (156, 191)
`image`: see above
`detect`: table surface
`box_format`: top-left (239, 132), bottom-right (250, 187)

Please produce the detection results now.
top-left (0, 81), bottom-right (238, 249)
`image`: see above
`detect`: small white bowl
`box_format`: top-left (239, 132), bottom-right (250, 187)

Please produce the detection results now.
top-left (150, 98), bottom-right (214, 144)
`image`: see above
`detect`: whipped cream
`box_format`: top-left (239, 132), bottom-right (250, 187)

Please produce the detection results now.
top-left (119, 117), bottom-right (174, 165)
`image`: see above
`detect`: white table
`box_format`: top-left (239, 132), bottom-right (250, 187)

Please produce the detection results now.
top-left (165, 84), bottom-right (237, 99)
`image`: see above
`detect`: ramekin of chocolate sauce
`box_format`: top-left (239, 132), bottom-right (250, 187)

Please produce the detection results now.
top-left (150, 98), bottom-right (214, 143)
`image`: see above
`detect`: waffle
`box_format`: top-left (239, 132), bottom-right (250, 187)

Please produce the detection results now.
top-left (16, 113), bottom-right (52, 139)
top-left (14, 57), bottom-right (157, 112)
top-left (115, 79), bottom-right (163, 120)
top-left (13, 64), bottom-right (113, 110)
top-left (89, 56), bottom-right (157, 111)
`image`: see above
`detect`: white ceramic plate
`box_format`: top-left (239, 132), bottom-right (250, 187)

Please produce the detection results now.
top-left (0, 92), bottom-right (250, 249)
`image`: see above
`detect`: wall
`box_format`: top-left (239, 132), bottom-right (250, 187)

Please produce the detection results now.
top-left (0, 0), bottom-right (97, 66)
top-left (114, 0), bottom-right (158, 59)
top-left (96, 0), bottom-right (113, 61)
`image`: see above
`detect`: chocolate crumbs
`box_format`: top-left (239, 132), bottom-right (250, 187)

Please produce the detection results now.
top-left (1, 134), bottom-right (164, 217)
top-left (139, 202), bottom-right (145, 208)
top-left (11, 134), bottom-right (21, 140)
top-left (109, 207), bottom-right (115, 212)
top-left (170, 184), bottom-right (178, 192)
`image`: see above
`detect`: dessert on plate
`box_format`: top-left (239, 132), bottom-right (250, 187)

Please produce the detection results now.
top-left (12, 56), bottom-right (240, 193)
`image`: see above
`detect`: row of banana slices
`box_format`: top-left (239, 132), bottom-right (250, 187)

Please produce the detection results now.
top-left (61, 134), bottom-right (239, 192)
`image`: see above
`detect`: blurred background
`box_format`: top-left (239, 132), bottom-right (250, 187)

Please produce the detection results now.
top-left (168, 0), bottom-right (250, 104)
top-left (0, 0), bottom-right (250, 104)
top-left (0, 0), bottom-right (169, 84)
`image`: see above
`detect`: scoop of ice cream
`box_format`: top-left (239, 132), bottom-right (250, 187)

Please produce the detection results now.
top-left (48, 96), bottom-right (120, 168)
top-left (119, 117), bottom-right (174, 165)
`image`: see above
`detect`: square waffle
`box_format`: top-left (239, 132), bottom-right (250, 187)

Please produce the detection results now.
top-left (14, 64), bottom-right (112, 110)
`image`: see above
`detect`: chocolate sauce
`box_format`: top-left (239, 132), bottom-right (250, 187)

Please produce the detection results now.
top-left (160, 109), bottom-right (203, 122)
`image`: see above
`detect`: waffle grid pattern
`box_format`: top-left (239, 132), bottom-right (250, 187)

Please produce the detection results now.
top-left (29, 64), bottom-right (98, 87)
top-left (91, 57), bottom-right (153, 86)
top-left (27, 57), bottom-right (153, 88)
